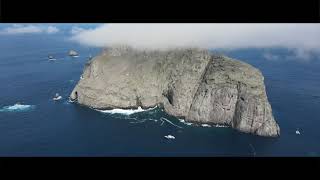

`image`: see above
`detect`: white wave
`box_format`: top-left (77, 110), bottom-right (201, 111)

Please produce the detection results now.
top-left (0, 104), bottom-right (35, 112)
top-left (53, 96), bottom-right (62, 101)
top-left (180, 120), bottom-right (227, 127)
top-left (98, 106), bottom-right (156, 115)
top-left (200, 123), bottom-right (228, 128)
top-left (164, 135), bottom-right (175, 139)
top-left (201, 124), bottom-right (211, 127)
top-left (214, 124), bottom-right (228, 128)
top-left (179, 119), bottom-right (193, 126)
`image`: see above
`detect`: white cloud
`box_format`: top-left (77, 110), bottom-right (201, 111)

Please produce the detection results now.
top-left (46, 26), bottom-right (60, 34)
top-left (71, 23), bottom-right (320, 59)
top-left (0, 25), bottom-right (43, 34)
top-left (70, 26), bottom-right (87, 35)
top-left (0, 24), bottom-right (60, 35)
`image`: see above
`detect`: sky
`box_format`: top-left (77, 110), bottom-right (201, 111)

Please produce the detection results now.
top-left (0, 23), bottom-right (319, 60)
top-left (0, 23), bottom-right (99, 35)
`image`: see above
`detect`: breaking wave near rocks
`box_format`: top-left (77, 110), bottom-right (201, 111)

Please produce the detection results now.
top-left (96, 106), bottom-right (229, 130)
top-left (0, 104), bottom-right (36, 112)
top-left (97, 106), bottom-right (157, 115)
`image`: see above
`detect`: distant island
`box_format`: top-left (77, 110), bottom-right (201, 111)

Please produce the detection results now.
top-left (70, 45), bottom-right (280, 137)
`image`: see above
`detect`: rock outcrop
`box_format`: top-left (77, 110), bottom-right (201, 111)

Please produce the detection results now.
top-left (70, 46), bottom-right (280, 137)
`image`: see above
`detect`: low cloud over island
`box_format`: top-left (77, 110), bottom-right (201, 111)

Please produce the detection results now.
top-left (0, 23), bottom-right (318, 60)
top-left (71, 23), bottom-right (320, 60)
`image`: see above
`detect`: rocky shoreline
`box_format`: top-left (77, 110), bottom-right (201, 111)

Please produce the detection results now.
top-left (70, 46), bottom-right (280, 137)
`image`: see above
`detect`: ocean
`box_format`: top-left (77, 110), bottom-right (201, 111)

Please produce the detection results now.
top-left (0, 33), bottom-right (319, 156)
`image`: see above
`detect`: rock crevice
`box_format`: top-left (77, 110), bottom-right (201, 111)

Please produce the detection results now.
top-left (70, 46), bottom-right (280, 137)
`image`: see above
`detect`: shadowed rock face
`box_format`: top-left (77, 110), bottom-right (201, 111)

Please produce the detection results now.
top-left (70, 46), bottom-right (280, 137)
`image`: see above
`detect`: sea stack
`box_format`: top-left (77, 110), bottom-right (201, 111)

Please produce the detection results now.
top-left (70, 45), bottom-right (280, 137)
top-left (69, 50), bottom-right (78, 57)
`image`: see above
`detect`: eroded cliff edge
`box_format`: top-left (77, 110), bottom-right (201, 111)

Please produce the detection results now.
top-left (70, 46), bottom-right (280, 137)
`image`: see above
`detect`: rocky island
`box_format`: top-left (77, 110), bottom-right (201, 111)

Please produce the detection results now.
top-left (70, 46), bottom-right (280, 137)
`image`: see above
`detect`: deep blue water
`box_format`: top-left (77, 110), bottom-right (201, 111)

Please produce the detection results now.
top-left (0, 34), bottom-right (320, 156)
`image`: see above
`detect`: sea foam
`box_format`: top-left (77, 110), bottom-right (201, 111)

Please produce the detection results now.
top-left (98, 106), bottom-right (156, 115)
top-left (179, 119), bottom-right (193, 126)
top-left (0, 104), bottom-right (35, 112)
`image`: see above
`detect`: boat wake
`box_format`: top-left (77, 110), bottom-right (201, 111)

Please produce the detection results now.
top-left (0, 104), bottom-right (35, 112)
top-left (249, 143), bottom-right (257, 157)
top-left (160, 117), bottom-right (182, 128)
top-left (126, 117), bottom-right (182, 129)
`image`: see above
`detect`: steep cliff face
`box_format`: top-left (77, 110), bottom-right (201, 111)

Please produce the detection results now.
top-left (70, 46), bottom-right (280, 137)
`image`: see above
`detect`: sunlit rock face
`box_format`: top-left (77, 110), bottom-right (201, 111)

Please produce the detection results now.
top-left (70, 46), bottom-right (280, 137)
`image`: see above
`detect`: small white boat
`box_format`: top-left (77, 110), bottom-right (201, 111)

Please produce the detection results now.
top-left (164, 135), bottom-right (175, 139)
top-left (53, 96), bottom-right (62, 101)
top-left (296, 129), bottom-right (301, 135)
top-left (48, 55), bottom-right (56, 61)
top-left (69, 50), bottom-right (78, 57)
top-left (53, 93), bottom-right (62, 101)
